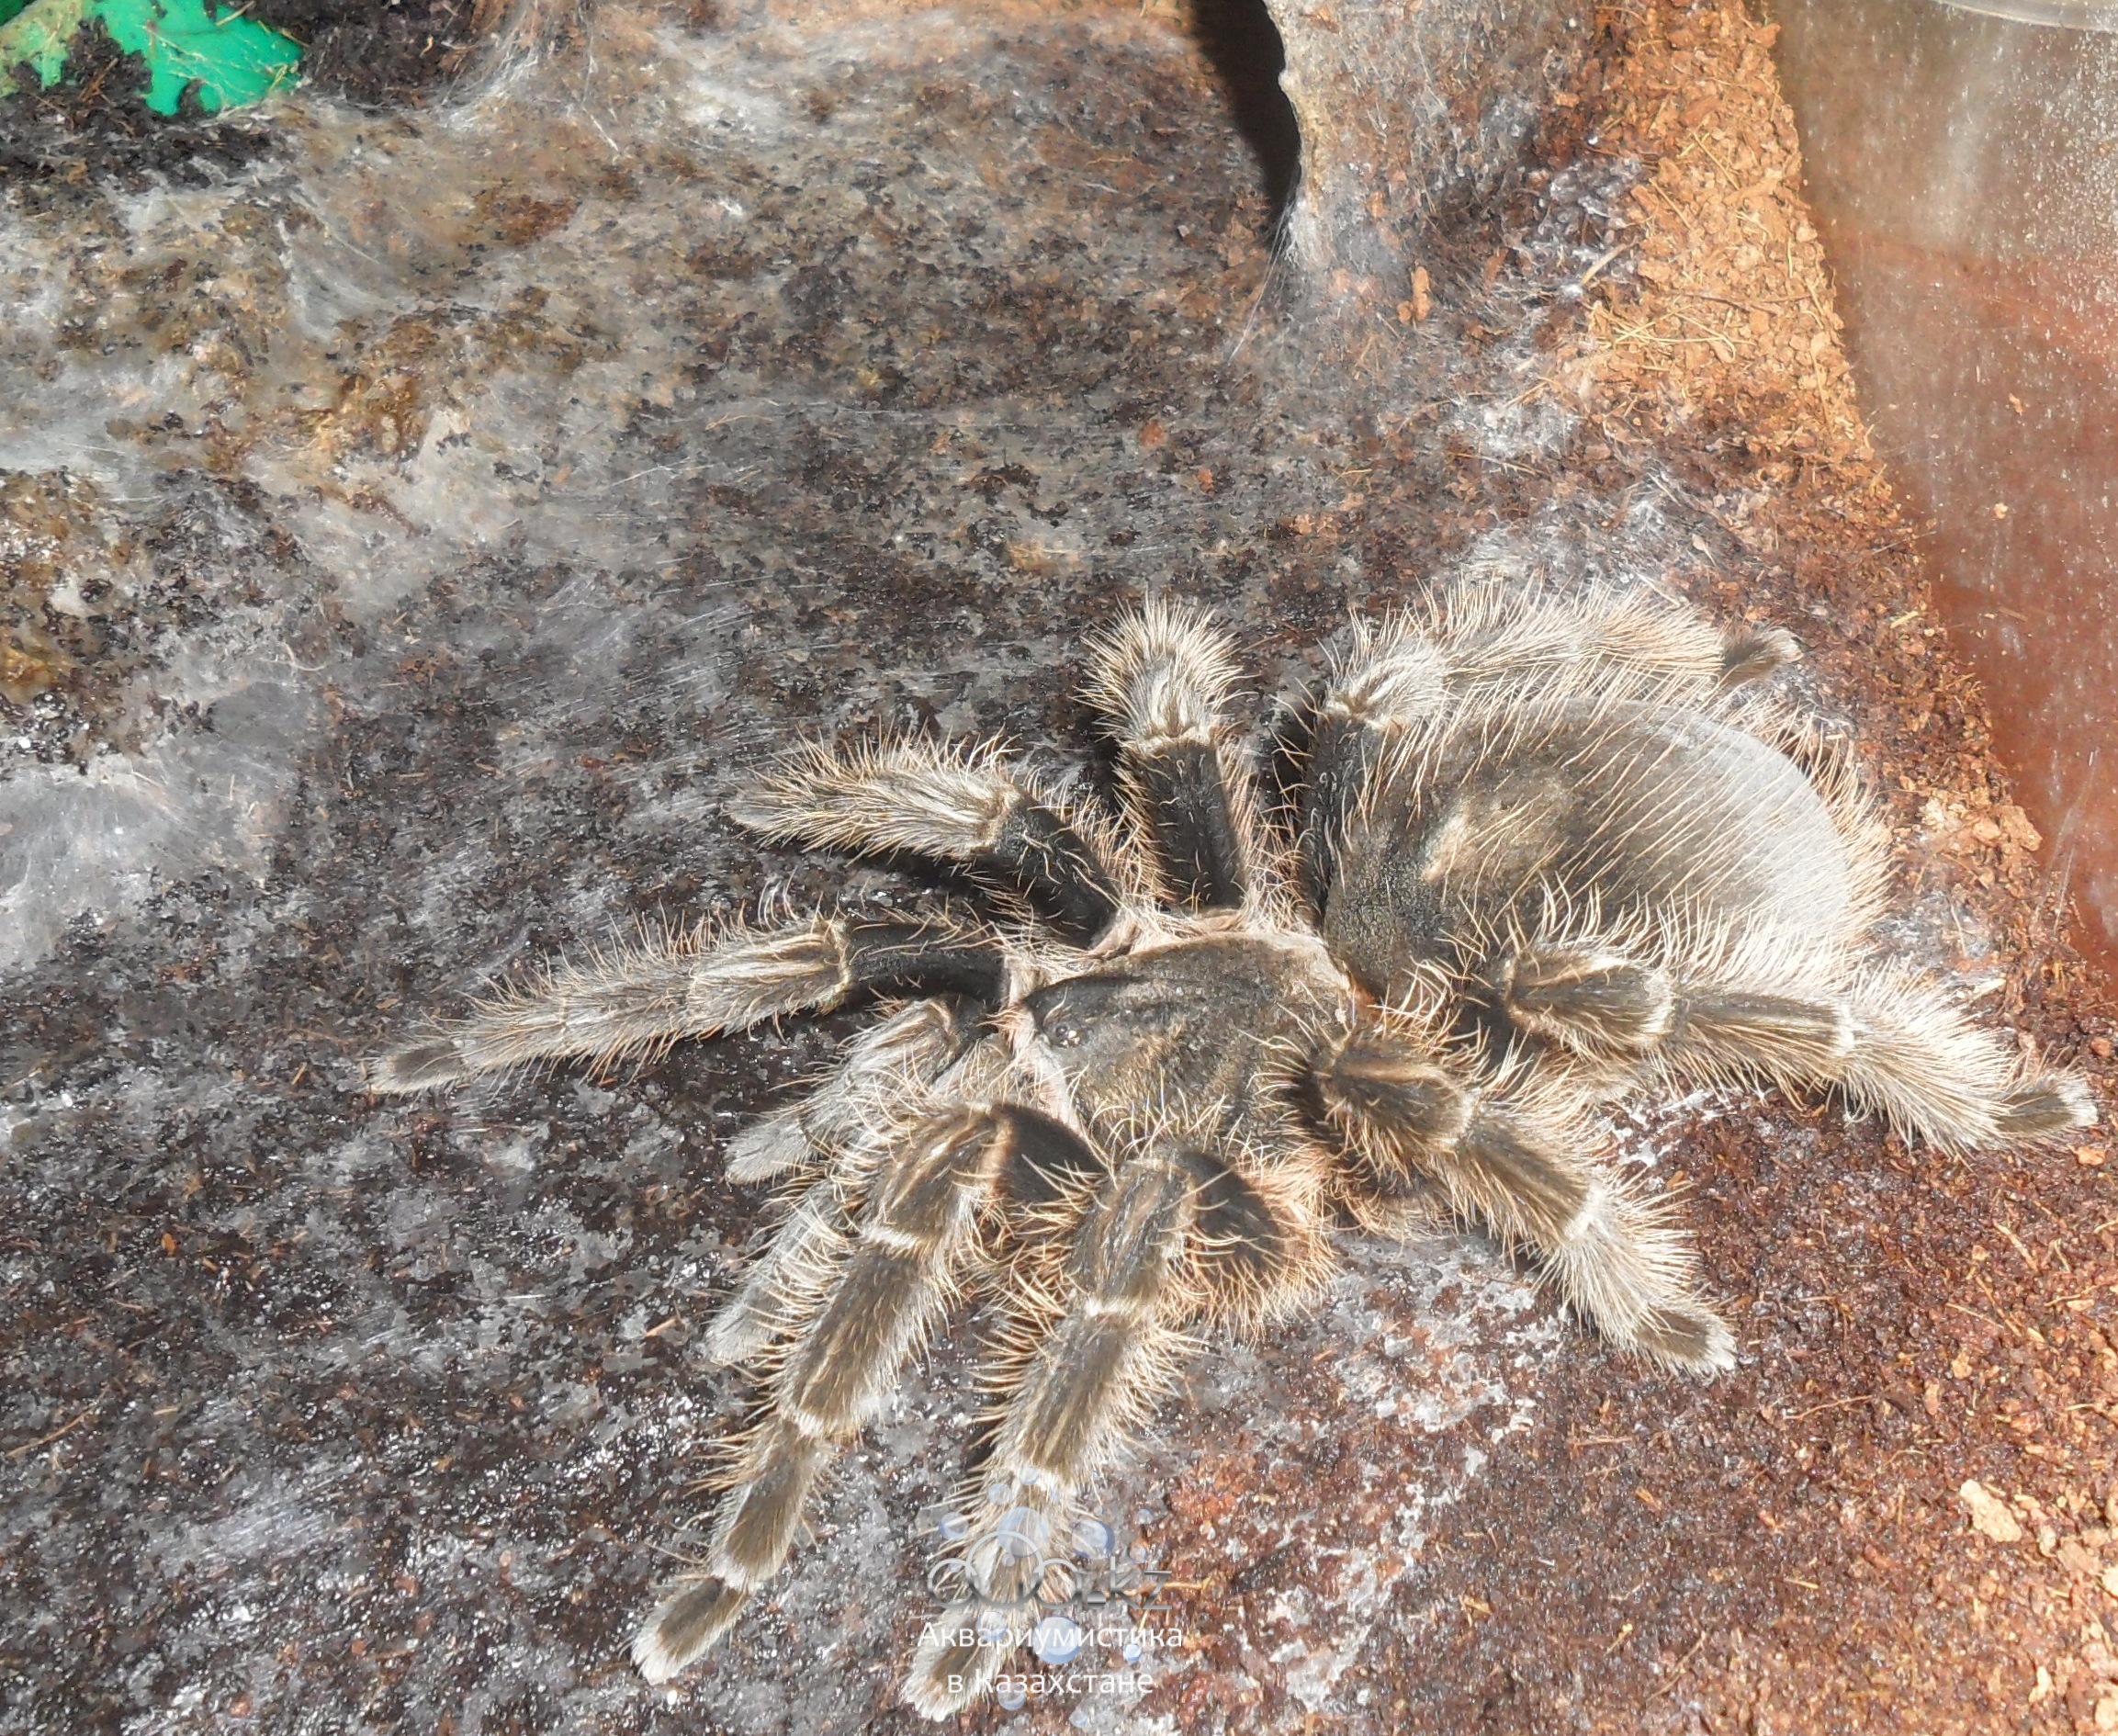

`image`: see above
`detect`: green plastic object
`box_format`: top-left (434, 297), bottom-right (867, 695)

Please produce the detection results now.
top-left (0, 0), bottom-right (302, 115)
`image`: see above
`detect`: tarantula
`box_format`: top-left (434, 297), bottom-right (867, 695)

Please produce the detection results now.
top-left (366, 585), bottom-right (2093, 1717)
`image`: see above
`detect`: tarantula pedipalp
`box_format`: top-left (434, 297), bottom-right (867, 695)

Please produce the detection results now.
top-left (366, 587), bottom-right (2094, 1718)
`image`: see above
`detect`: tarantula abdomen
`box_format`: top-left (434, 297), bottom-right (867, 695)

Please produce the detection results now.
top-left (1315, 703), bottom-right (1858, 1013)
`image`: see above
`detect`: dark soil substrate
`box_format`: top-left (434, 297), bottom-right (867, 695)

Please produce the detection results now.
top-left (247, 0), bottom-right (490, 106)
top-left (0, 0), bottom-right (479, 192)
top-left (0, 19), bottom-right (280, 192)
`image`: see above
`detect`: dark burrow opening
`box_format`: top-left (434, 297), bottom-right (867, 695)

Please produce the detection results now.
top-left (1186, 0), bottom-right (1302, 234)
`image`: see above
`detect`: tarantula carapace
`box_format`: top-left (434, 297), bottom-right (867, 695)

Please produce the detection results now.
top-left (366, 586), bottom-right (2094, 1717)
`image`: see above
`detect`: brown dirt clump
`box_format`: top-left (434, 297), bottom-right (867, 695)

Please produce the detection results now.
top-left (1573, 4), bottom-right (1870, 466)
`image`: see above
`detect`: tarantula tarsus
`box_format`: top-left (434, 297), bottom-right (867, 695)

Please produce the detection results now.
top-left (366, 585), bottom-right (2094, 1717)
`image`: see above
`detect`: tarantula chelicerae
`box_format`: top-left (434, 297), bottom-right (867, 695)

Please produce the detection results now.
top-left (367, 586), bottom-right (2093, 1717)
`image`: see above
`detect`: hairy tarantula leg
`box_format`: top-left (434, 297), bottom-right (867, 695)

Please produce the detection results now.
top-left (637, 1104), bottom-right (1064, 1685)
top-left (1843, 974), bottom-right (2100, 1145)
top-left (365, 913), bottom-right (1008, 1091)
top-left (1081, 600), bottom-right (1256, 910)
top-left (702, 1176), bottom-right (845, 1368)
top-left (727, 738), bottom-right (1126, 943)
top-left (710, 1087), bottom-right (1083, 1369)
top-left (701, 1001), bottom-right (988, 1365)
top-left (1313, 1023), bottom-right (1734, 1373)
top-left (794, 994), bottom-right (986, 1154)
top-left (906, 1144), bottom-right (1197, 1719)
top-left (992, 1105), bottom-right (1111, 1208)
top-left (1176, 1144), bottom-right (1333, 1325)
top-left (1660, 987), bottom-right (1856, 1083)
top-left (725, 995), bottom-right (984, 1184)
top-left (1493, 942), bottom-right (1676, 1059)
top-left (1296, 676), bottom-right (1399, 910)
top-left (1667, 972), bottom-right (2099, 1152)
top-left (1382, 586), bottom-right (1800, 713)
top-left (1717, 624), bottom-right (1801, 691)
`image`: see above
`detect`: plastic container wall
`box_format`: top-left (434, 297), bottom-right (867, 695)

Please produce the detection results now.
top-left (1772, 0), bottom-right (2118, 967)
